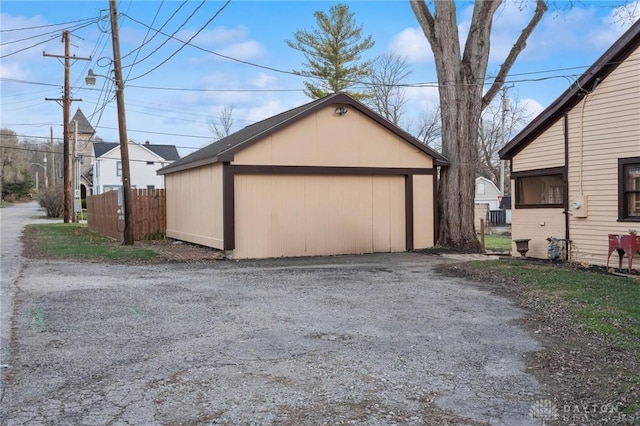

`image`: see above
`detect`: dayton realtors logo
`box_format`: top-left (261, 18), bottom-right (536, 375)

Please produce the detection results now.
top-left (529, 399), bottom-right (559, 425)
top-left (530, 399), bottom-right (638, 425)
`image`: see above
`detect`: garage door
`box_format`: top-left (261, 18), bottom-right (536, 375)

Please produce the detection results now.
top-left (234, 174), bottom-right (406, 259)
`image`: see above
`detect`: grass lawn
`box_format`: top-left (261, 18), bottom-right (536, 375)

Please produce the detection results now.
top-left (469, 259), bottom-right (640, 346)
top-left (478, 233), bottom-right (512, 251)
top-left (23, 223), bottom-right (158, 262)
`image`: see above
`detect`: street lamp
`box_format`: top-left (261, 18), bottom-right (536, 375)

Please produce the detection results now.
top-left (85, 64), bottom-right (134, 245)
top-left (84, 69), bottom-right (97, 86)
top-left (31, 155), bottom-right (48, 190)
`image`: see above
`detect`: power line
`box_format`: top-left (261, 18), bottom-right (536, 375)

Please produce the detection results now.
top-left (0, 17), bottom-right (99, 33)
top-left (0, 143), bottom-right (199, 162)
top-left (127, 0), bottom-right (231, 82)
top-left (121, 11), bottom-right (303, 77)
top-left (0, 35), bottom-right (58, 59)
top-left (121, 0), bottom-right (185, 62)
top-left (124, 0), bottom-right (167, 81)
top-left (123, 0), bottom-right (206, 72)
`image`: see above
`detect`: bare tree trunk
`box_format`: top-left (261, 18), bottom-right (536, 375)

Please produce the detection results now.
top-left (411, 0), bottom-right (546, 251)
top-left (438, 81), bottom-right (482, 251)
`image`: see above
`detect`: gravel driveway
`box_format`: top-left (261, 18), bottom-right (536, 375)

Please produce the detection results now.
top-left (1, 247), bottom-right (547, 425)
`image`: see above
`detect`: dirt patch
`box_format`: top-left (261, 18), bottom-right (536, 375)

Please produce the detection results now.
top-left (438, 261), bottom-right (640, 424)
top-left (135, 239), bottom-right (226, 262)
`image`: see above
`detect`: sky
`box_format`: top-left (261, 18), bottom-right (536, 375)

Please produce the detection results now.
top-left (1, 0), bottom-right (639, 157)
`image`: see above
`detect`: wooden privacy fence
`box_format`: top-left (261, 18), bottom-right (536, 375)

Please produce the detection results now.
top-left (87, 188), bottom-right (166, 241)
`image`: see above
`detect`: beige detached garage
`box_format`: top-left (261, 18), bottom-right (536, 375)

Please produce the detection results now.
top-left (158, 93), bottom-right (448, 259)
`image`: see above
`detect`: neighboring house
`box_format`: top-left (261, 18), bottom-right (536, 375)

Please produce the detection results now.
top-left (93, 140), bottom-right (180, 194)
top-left (499, 20), bottom-right (640, 265)
top-left (158, 92), bottom-right (449, 260)
top-left (474, 176), bottom-right (510, 230)
top-left (70, 108), bottom-right (96, 199)
top-left (475, 176), bottom-right (502, 210)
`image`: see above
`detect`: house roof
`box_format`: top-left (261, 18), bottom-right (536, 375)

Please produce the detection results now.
top-left (144, 143), bottom-right (180, 161)
top-left (499, 19), bottom-right (640, 160)
top-left (70, 108), bottom-right (96, 136)
top-left (475, 176), bottom-right (501, 193)
top-left (93, 142), bottom-right (118, 158)
top-left (158, 92), bottom-right (449, 175)
top-left (93, 141), bottom-right (180, 161)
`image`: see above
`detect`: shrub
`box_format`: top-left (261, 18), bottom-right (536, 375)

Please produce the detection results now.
top-left (2, 169), bottom-right (34, 200)
top-left (38, 186), bottom-right (64, 218)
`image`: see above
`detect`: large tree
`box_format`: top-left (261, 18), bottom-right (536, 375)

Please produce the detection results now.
top-left (287, 3), bottom-right (375, 100)
top-left (410, 0), bottom-right (547, 251)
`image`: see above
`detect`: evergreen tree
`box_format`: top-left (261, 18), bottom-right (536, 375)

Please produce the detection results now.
top-left (286, 4), bottom-right (375, 100)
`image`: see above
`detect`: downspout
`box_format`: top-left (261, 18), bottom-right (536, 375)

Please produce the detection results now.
top-left (563, 113), bottom-right (570, 260)
top-left (433, 165), bottom-right (440, 246)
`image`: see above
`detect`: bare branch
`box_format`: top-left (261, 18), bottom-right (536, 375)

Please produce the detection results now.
top-left (482, 0), bottom-right (547, 108)
top-left (210, 106), bottom-right (235, 141)
top-left (366, 53), bottom-right (412, 125)
top-left (409, 0), bottom-right (436, 43)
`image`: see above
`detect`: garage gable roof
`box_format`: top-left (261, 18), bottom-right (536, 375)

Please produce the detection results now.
top-left (158, 92), bottom-right (448, 175)
top-left (499, 19), bottom-right (640, 160)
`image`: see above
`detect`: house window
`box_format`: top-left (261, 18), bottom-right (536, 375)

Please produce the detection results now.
top-left (476, 183), bottom-right (485, 195)
top-left (147, 161), bottom-right (155, 165)
top-left (514, 169), bottom-right (564, 208)
top-left (619, 157), bottom-right (640, 221)
top-left (147, 185), bottom-right (155, 190)
top-left (116, 161), bottom-right (122, 176)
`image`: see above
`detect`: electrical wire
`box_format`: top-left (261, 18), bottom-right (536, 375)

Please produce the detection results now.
top-left (127, 1), bottom-right (232, 82)
top-left (0, 35), bottom-right (58, 59)
top-left (0, 17), bottom-right (99, 33)
top-left (122, 11), bottom-right (303, 78)
top-left (121, 0), bottom-right (185, 61)
top-left (124, 0), bottom-right (166, 81)
top-left (122, 0), bottom-right (206, 72)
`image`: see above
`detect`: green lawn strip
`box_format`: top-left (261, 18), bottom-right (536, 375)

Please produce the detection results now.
top-left (479, 234), bottom-right (512, 251)
top-left (468, 259), bottom-right (640, 345)
top-left (24, 223), bottom-right (158, 262)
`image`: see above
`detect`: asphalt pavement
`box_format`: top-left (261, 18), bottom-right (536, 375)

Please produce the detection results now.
top-left (1, 202), bottom-right (54, 401)
top-left (0, 202), bottom-right (548, 425)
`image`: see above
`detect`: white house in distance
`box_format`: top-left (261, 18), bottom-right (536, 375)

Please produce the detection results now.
top-left (474, 176), bottom-right (512, 229)
top-left (475, 176), bottom-right (502, 210)
top-left (92, 140), bottom-right (180, 194)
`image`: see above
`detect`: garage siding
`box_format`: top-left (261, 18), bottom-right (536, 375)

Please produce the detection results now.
top-left (165, 164), bottom-right (224, 249)
top-left (412, 174), bottom-right (434, 249)
top-left (233, 174), bottom-right (405, 259)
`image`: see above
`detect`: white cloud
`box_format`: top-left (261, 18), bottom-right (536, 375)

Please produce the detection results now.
top-left (387, 27), bottom-right (433, 63)
top-left (189, 26), bottom-right (251, 47)
top-left (519, 97), bottom-right (545, 122)
top-left (249, 73), bottom-right (277, 89)
top-left (590, 0), bottom-right (640, 49)
top-left (243, 98), bottom-right (286, 122)
top-left (0, 62), bottom-right (24, 80)
top-left (406, 85), bottom-right (439, 111)
top-left (216, 40), bottom-right (265, 61)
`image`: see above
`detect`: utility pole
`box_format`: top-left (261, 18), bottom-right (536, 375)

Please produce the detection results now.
top-left (49, 127), bottom-right (55, 187)
top-left (109, 0), bottom-right (134, 245)
top-left (44, 31), bottom-right (90, 223)
top-left (73, 121), bottom-right (79, 223)
top-left (499, 85), bottom-right (514, 195)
